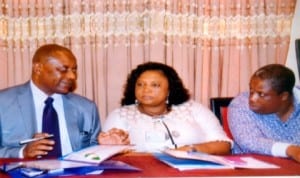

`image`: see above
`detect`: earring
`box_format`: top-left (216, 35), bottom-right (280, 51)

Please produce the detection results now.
top-left (166, 93), bottom-right (169, 104)
top-left (135, 99), bottom-right (139, 105)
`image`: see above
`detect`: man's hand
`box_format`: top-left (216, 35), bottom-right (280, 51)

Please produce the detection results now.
top-left (98, 128), bottom-right (130, 145)
top-left (287, 145), bottom-right (300, 163)
top-left (23, 133), bottom-right (55, 159)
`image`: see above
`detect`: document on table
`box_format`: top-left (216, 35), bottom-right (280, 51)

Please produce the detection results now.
top-left (154, 149), bottom-right (279, 171)
top-left (62, 145), bottom-right (133, 164)
top-left (0, 145), bottom-right (140, 177)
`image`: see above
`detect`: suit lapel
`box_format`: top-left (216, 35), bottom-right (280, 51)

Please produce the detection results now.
top-left (62, 95), bottom-right (80, 150)
top-left (17, 82), bottom-right (37, 135)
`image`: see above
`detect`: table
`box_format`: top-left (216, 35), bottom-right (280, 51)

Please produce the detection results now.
top-left (1, 153), bottom-right (300, 177)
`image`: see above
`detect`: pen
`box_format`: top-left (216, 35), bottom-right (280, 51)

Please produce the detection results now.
top-left (19, 134), bottom-right (54, 145)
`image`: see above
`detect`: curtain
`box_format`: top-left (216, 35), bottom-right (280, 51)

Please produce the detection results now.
top-left (0, 0), bottom-right (296, 124)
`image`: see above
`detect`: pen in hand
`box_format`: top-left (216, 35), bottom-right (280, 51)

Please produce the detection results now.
top-left (19, 134), bottom-right (54, 145)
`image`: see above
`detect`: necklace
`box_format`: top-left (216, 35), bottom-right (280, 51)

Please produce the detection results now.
top-left (137, 104), bottom-right (170, 117)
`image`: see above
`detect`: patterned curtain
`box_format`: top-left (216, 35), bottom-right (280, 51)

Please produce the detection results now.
top-left (0, 0), bottom-right (296, 123)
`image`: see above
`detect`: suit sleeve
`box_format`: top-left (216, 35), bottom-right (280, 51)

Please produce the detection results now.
top-left (89, 102), bottom-right (101, 145)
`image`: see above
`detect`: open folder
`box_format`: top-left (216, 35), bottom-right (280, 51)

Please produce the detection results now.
top-left (154, 149), bottom-right (279, 171)
top-left (1, 145), bottom-right (140, 177)
top-left (62, 144), bottom-right (133, 164)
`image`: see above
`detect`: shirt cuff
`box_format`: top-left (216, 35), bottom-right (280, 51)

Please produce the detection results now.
top-left (271, 142), bottom-right (291, 157)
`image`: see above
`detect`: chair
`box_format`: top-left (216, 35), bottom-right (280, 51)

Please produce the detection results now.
top-left (296, 39), bottom-right (300, 79)
top-left (210, 97), bottom-right (233, 139)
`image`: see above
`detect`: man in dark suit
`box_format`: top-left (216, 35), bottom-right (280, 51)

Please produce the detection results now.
top-left (0, 44), bottom-right (101, 158)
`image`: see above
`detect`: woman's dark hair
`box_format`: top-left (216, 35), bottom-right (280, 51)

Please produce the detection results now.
top-left (121, 61), bottom-right (190, 106)
top-left (252, 64), bottom-right (295, 95)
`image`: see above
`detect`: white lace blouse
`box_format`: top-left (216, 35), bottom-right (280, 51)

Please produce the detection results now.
top-left (103, 100), bottom-right (232, 152)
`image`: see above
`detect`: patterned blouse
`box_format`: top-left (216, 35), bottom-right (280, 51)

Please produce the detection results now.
top-left (228, 91), bottom-right (300, 157)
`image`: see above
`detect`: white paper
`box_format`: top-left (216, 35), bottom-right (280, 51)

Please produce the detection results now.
top-left (21, 159), bottom-right (96, 170)
top-left (63, 145), bottom-right (133, 164)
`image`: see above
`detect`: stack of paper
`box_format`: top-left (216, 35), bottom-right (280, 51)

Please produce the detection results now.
top-left (1, 145), bottom-right (139, 177)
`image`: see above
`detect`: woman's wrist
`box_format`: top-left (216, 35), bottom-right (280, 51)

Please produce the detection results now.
top-left (188, 144), bottom-right (197, 152)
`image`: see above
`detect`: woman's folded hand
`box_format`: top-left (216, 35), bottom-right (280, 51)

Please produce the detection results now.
top-left (98, 128), bottom-right (130, 145)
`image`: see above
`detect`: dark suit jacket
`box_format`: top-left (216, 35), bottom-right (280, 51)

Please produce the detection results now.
top-left (0, 82), bottom-right (101, 158)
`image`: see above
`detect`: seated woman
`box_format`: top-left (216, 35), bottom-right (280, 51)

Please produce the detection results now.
top-left (98, 62), bottom-right (232, 155)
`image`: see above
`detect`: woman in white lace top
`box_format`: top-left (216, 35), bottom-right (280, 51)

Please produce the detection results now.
top-left (98, 62), bottom-right (232, 154)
